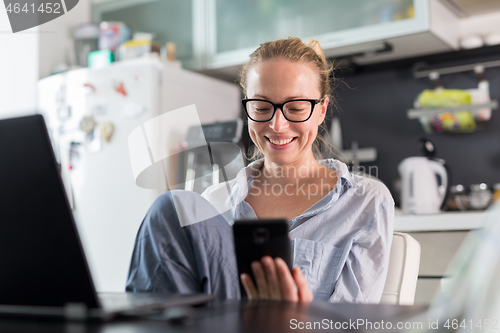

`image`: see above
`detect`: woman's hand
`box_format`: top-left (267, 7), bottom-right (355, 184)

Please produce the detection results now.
top-left (240, 256), bottom-right (313, 302)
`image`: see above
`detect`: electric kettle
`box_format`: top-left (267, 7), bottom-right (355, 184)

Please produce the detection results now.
top-left (398, 157), bottom-right (448, 215)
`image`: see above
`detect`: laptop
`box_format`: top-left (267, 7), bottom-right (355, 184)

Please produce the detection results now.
top-left (0, 114), bottom-right (213, 320)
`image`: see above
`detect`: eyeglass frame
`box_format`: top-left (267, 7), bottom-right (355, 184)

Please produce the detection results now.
top-left (241, 98), bottom-right (325, 123)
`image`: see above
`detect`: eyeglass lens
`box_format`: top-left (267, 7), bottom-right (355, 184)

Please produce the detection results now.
top-left (246, 100), bottom-right (313, 122)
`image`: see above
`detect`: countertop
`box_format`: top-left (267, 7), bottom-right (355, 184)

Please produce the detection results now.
top-left (394, 210), bottom-right (493, 232)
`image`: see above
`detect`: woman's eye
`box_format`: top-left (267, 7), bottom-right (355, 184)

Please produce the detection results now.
top-left (288, 108), bottom-right (305, 112)
top-left (286, 101), bottom-right (309, 112)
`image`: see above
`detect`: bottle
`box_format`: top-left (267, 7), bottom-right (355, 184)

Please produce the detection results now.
top-left (493, 183), bottom-right (500, 203)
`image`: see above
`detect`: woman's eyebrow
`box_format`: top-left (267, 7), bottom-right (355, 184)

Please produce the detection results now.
top-left (252, 95), bottom-right (309, 100)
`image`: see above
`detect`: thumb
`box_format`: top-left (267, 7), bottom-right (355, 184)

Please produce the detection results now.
top-left (293, 267), bottom-right (313, 302)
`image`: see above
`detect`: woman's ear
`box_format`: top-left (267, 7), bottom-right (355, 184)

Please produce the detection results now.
top-left (317, 97), bottom-right (329, 125)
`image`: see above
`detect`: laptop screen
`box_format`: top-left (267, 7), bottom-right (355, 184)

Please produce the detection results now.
top-left (0, 115), bottom-right (99, 308)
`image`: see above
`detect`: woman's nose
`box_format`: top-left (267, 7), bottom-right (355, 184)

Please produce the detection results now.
top-left (269, 108), bottom-right (289, 132)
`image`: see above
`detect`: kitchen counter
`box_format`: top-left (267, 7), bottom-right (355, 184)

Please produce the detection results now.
top-left (394, 209), bottom-right (493, 305)
top-left (394, 210), bottom-right (492, 232)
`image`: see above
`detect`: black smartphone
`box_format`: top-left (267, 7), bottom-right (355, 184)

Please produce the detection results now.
top-left (233, 219), bottom-right (292, 297)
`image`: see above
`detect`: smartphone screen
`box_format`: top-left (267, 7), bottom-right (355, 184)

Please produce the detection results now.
top-left (233, 219), bottom-right (292, 297)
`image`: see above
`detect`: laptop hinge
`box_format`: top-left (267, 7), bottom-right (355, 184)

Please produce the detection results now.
top-left (63, 303), bottom-right (88, 320)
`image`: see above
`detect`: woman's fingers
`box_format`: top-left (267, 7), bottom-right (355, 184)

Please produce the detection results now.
top-left (243, 258), bottom-right (313, 303)
top-left (275, 258), bottom-right (299, 302)
top-left (240, 273), bottom-right (258, 300)
top-left (251, 260), bottom-right (270, 299)
top-left (293, 266), bottom-right (314, 303)
top-left (261, 256), bottom-right (281, 300)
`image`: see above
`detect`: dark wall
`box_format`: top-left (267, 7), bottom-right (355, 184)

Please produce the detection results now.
top-left (331, 45), bottom-right (500, 202)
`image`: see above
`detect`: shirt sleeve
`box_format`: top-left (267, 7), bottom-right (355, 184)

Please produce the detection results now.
top-left (328, 197), bottom-right (394, 303)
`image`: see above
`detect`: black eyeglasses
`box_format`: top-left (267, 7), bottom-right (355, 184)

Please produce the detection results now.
top-left (241, 98), bottom-right (324, 123)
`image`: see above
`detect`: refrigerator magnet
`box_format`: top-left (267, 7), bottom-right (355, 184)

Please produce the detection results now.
top-left (79, 116), bottom-right (96, 134)
top-left (99, 122), bottom-right (114, 142)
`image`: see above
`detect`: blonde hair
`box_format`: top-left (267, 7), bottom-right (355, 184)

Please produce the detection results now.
top-left (239, 37), bottom-right (337, 161)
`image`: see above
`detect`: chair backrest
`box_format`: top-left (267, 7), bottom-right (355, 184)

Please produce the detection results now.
top-left (380, 232), bottom-right (421, 305)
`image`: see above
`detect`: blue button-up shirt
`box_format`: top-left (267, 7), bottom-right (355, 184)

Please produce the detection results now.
top-left (202, 158), bottom-right (394, 303)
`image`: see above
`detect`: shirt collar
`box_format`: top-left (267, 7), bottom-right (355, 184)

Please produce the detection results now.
top-left (318, 158), bottom-right (359, 190)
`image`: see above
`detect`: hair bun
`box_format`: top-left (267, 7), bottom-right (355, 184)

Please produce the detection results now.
top-left (305, 39), bottom-right (326, 64)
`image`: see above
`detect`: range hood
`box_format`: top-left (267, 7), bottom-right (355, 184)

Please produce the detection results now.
top-left (347, 0), bottom-right (461, 66)
top-left (439, 0), bottom-right (500, 17)
top-left (331, 0), bottom-right (500, 66)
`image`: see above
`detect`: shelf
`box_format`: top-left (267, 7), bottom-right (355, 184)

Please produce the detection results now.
top-left (413, 59), bottom-right (500, 79)
top-left (407, 100), bottom-right (498, 119)
top-left (336, 147), bottom-right (377, 163)
top-left (394, 210), bottom-right (492, 232)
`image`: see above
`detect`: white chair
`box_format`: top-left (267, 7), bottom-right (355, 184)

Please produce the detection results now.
top-left (380, 232), bottom-right (421, 305)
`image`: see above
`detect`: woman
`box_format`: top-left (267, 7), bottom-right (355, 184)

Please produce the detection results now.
top-left (126, 37), bottom-right (394, 303)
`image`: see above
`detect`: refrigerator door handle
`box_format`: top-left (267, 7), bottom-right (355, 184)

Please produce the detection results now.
top-left (185, 152), bottom-right (196, 191)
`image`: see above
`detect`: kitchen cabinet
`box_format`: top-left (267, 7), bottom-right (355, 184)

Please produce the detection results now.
top-left (210, 0), bottom-right (417, 67)
top-left (92, 0), bottom-right (204, 69)
top-left (410, 231), bottom-right (467, 305)
top-left (208, 0), bottom-right (458, 69)
top-left (92, 0), bottom-right (459, 74)
top-left (395, 211), bottom-right (490, 305)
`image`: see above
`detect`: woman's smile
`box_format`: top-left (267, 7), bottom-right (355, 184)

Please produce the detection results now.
top-left (265, 135), bottom-right (298, 149)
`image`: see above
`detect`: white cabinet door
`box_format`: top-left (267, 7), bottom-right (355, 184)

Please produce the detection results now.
top-left (207, 0), bottom-right (429, 69)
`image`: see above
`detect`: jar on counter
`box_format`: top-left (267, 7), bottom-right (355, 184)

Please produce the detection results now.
top-left (448, 184), bottom-right (468, 211)
top-left (469, 183), bottom-right (492, 210)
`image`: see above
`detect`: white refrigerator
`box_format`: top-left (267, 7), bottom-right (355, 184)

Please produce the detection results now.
top-left (37, 58), bottom-right (241, 292)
